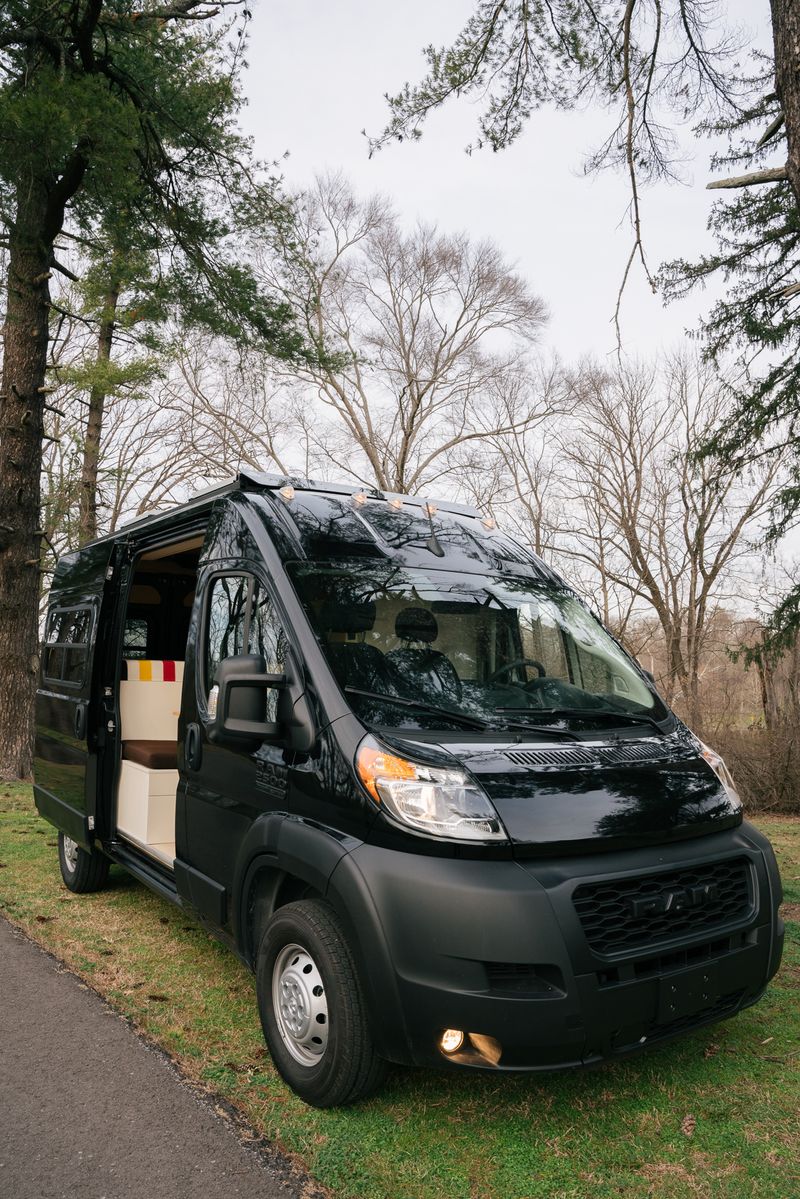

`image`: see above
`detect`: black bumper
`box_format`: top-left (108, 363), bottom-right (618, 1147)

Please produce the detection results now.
top-left (328, 821), bottom-right (784, 1070)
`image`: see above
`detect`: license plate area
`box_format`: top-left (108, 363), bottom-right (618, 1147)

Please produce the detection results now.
top-left (657, 961), bottom-right (720, 1023)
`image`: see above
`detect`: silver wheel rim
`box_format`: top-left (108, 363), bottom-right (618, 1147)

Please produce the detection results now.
top-left (62, 834), bottom-right (79, 874)
top-left (272, 942), bottom-right (329, 1066)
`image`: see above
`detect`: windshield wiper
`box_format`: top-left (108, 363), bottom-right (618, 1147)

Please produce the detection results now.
top-left (345, 689), bottom-right (580, 738)
top-left (345, 688), bottom-right (490, 730)
top-left (489, 715), bottom-right (582, 741)
top-left (496, 706), bottom-right (665, 734)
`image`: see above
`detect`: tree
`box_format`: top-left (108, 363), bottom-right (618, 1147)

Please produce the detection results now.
top-left (370, 0), bottom-right (750, 335)
top-left (375, 1), bottom-right (800, 655)
top-left (660, 67), bottom-right (800, 662)
top-left (551, 355), bottom-right (782, 725)
top-left (0, 1), bottom-right (307, 778)
top-left (162, 335), bottom-right (305, 480)
top-left (261, 175), bottom-right (552, 495)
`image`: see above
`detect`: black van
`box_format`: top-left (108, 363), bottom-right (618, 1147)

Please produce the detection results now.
top-left (34, 470), bottom-right (784, 1107)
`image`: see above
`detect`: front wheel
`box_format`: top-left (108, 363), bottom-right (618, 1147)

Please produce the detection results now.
top-left (58, 831), bottom-right (110, 893)
top-left (256, 899), bottom-right (387, 1107)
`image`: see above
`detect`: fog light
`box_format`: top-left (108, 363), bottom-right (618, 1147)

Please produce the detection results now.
top-left (439, 1028), bottom-right (464, 1054)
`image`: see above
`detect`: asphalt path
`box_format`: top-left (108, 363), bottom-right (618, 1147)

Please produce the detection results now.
top-left (0, 918), bottom-right (318, 1199)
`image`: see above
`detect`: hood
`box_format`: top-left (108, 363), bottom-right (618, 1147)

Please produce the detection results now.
top-left (388, 728), bottom-right (742, 855)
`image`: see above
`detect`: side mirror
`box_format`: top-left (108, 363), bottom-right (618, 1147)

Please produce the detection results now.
top-left (208, 654), bottom-right (284, 746)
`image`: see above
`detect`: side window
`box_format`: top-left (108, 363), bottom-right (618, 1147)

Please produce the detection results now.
top-left (43, 606), bottom-right (92, 687)
top-left (123, 617), bottom-right (149, 659)
top-left (205, 575), bottom-right (287, 690)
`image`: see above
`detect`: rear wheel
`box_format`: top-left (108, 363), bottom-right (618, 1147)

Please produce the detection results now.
top-left (256, 899), bottom-right (387, 1107)
top-left (58, 831), bottom-right (110, 893)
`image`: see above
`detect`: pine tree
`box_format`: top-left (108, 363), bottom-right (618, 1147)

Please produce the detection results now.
top-left (0, 1), bottom-right (307, 778)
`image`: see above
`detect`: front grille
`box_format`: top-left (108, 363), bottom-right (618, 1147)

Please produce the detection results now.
top-left (596, 934), bottom-right (741, 988)
top-left (503, 738), bottom-right (676, 770)
top-left (574, 857), bottom-right (752, 955)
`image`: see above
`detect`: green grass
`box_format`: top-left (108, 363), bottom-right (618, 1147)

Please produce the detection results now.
top-left (1, 783), bottom-right (799, 1199)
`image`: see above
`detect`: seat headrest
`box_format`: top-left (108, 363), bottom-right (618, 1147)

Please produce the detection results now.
top-left (395, 607), bottom-right (438, 644)
top-left (319, 599), bottom-right (376, 636)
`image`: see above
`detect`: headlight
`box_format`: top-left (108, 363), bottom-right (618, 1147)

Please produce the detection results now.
top-left (699, 741), bottom-right (742, 807)
top-left (356, 736), bottom-right (507, 842)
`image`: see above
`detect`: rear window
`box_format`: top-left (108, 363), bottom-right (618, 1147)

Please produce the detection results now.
top-left (43, 606), bottom-right (93, 687)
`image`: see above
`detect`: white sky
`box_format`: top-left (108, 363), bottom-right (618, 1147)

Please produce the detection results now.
top-left (242, 0), bottom-right (773, 362)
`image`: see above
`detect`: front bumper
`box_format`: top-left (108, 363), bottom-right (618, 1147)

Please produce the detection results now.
top-left (329, 821), bottom-right (784, 1070)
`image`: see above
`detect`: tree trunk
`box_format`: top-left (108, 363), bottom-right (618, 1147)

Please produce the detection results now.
top-left (771, 0), bottom-right (800, 209)
top-left (0, 190), bottom-right (51, 779)
top-left (79, 281), bottom-right (120, 545)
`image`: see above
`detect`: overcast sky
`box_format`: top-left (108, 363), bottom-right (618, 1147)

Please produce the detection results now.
top-left (241, 0), bottom-right (772, 363)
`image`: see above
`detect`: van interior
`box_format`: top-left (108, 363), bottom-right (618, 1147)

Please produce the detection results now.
top-left (114, 536), bottom-right (203, 868)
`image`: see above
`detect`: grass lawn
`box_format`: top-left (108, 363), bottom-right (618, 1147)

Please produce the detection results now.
top-left (1, 782), bottom-right (798, 1199)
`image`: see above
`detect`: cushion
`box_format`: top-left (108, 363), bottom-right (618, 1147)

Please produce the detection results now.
top-left (123, 659), bottom-right (184, 682)
top-left (123, 740), bottom-right (179, 770)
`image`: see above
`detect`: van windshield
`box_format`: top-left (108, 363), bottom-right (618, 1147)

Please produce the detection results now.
top-left (288, 560), bottom-right (671, 734)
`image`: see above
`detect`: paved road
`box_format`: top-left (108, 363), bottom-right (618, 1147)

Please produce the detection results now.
top-left (0, 918), bottom-right (316, 1199)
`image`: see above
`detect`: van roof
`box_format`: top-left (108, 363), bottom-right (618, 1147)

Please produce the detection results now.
top-left (73, 468), bottom-right (559, 584)
top-left (85, 468), bottom-right (487, 544)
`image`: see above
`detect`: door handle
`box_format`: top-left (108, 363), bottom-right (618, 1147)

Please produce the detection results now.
top-left (74, 702), bottom-right (87, 741)
top-left (185, 722), bottom-right (202, 771)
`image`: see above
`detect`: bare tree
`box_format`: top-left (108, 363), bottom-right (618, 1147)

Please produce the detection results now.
top-left (160, 338), bottom-right (305, 483)
top-left (550, 354), bottom-right (783, 725)
top-left (261, 174), bottom-right (552, 496)
top-left (38, 307), bottom-right (203, 603)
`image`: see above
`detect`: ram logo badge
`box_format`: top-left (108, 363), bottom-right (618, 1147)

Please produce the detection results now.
top-left (629, 883), bottom-right (720, 919)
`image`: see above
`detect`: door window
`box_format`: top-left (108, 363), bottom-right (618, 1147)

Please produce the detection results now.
top-left (204, 575), bottom-right (287, 704)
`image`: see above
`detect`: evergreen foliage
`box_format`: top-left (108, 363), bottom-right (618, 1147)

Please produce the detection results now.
top-left (661, 65), bottom-right (800, 660)
top-left (0, 0), bottom-right (311, 777)
top-left (0, 0), bottom-right (307, 356)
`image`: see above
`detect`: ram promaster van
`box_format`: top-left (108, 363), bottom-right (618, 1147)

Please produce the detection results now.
top-left (34, 471), bottom-right (784, 1107)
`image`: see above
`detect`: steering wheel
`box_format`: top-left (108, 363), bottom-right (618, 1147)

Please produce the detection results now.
top-left (488, 658), bottom-right (547, 684)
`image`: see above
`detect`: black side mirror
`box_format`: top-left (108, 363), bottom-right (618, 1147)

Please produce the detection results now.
top-left (208, 654), bottom-right (284, 746)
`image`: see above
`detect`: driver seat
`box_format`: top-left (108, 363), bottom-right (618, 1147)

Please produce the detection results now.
top-left (319, 598), bottom-right (394, 693)
top-left (386, 607), bottom-right (461, 701)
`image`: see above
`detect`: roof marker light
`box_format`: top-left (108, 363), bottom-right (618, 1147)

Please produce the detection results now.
top-left (279, 485), bottom-right (295, 501)
top-left (482, 515), bottom-right (496, 530)
top-left (424, 502), bottom-right (438, 518)
top-left (388, 497), bottom-right (404, 510)
top-left (352, 490), bottom-right (368, 506)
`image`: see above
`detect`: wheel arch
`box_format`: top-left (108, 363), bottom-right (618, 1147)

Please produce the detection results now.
top-left (233, 817), bottom-right (410, 1063)
top-left (233, 814), bottom-right (359, 968)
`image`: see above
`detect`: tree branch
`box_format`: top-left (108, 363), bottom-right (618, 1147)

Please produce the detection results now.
top-left (707, 166), bottom-right (789, 190)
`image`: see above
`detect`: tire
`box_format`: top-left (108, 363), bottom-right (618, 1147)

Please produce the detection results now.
top-left (256, 899), bottom-right (387, 1107)
top-left (58, 831), bottom-right (110, 894)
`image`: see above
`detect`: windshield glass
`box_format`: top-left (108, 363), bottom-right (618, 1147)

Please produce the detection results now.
top-left (288, 560), bottom-right (670, 733)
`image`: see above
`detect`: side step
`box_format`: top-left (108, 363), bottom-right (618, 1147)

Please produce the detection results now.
top-left (107, 839), bottom-right (181, 907)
